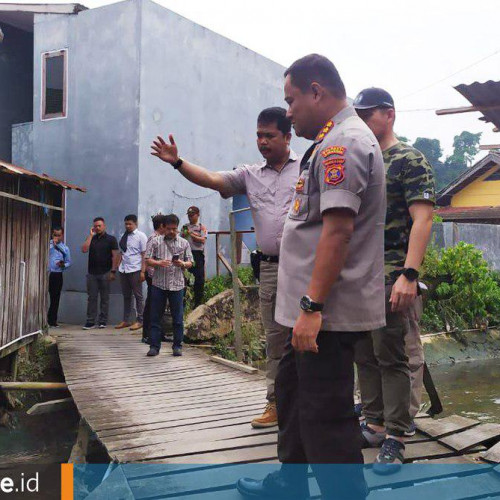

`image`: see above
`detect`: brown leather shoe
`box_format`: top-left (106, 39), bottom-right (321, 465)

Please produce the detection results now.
top-left (129, 322), bottom-right (143, 331)
top-left (115, 321), bottom-right (132, 329)
top-left (251, 402), bottom-right (278, 428)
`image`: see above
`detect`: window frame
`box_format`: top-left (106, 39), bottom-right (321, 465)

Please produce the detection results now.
top-left (41, 49), bottom-right (68, 121)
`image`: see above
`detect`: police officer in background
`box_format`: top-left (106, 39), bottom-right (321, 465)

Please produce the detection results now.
top-left (150, 107), bottom-right (300, 428)
top-left (237, 54), bottom-right (386, 499)
top-left (182, 206), bottom-right (208, 307)
top-left (353, 88), bottom-right (435, 471)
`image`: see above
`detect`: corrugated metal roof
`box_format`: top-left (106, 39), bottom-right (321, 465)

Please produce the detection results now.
top-left (436, 205), bottom-right (500, 221)
top-left (0, 159), bottom-right (86, 192)
top-left (436, 152), bottom-right (500, 205)
top-left (455, 80), bottom-right (500, 130)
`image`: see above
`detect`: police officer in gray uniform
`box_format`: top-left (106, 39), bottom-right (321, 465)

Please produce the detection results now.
top-left (237, 54), bottom-right (386, 499)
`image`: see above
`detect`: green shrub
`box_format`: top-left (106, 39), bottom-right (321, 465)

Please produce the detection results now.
top-left (184, 265), bottom-right (256, 315)
top-left (421, 242), bottom-right (500, 331)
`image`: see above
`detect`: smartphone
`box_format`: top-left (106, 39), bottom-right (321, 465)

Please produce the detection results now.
top-left (172, 254), bottom-right (180, 262)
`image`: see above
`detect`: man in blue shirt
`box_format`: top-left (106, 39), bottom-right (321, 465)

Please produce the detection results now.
top-left (48, 227), bottom-right (71, 327)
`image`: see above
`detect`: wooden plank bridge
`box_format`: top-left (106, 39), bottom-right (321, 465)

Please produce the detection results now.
top-left (55, 326), bottom-right (500, 499)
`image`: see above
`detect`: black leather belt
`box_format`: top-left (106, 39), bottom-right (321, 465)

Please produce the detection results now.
top-left (260, 253), bottom-right (279, 263)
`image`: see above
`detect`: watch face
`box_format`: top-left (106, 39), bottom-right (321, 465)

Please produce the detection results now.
top-left (300, 296), bottom-right (311, 311)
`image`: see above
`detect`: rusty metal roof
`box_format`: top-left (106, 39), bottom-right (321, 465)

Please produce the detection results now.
top-left (455, 80), bottom-right (500, 130)
top-left (0, 159), bottom-right (86, 192)
top-left (436, 205), bottom-right (500, 222)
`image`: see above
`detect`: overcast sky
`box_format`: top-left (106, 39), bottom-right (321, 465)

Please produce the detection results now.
top-left (17, 0), bottom-right (500, 159)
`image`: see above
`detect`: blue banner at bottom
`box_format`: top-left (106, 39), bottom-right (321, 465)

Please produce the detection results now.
top-left (72, 463), bottom-right (499, 500)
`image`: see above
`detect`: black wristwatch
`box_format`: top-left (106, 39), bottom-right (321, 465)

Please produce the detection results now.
top-left (172, 157), bottom-right (184, 170)
top-left (300, 295), bottom-right (324, 313)
top-left (402, 267), bottom-right (419, 282)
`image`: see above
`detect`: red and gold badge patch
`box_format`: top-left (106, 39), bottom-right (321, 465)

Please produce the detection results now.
top-left (321, 146), bottom-right (346, 158)
top-left (323, 157), bottom-right (345, 168)
top-left (295, 177), bottom-right (305, 193)
top-left (324, 165), bottom-right (345, 186)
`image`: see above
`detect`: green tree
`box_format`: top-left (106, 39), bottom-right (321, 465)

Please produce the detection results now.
top-left (413, 137), bottom-right (442, 165)
top-left (445, 131), bottom-right (482, 168)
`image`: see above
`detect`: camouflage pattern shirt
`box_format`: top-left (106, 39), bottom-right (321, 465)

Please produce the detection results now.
top-left (384, 142), bottom-right (435, 284)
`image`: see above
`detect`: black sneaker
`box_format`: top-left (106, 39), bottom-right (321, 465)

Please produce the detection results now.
top-left (83, 322), bottom-right (95, 330)
top-left (146, 347), bottom-right (159, 357)
top-left (141, 337), bottom-right (150, 344)
top-left (173, 347), bottom-right (182, 357)
top-left (49, 324), bottom-right (60, 328)
top-left (373, 438), bottom-right (405, 475)
top-left (354, 403), bottom-right (364, 419)
top-left (236, 470), bottom-right (309, 499)
top-left (98, 323), bottom-right (106, 329)
top-left (360, 421), bottom-right (385, 448)
top-left (404, 420), bottom-right (417, 437)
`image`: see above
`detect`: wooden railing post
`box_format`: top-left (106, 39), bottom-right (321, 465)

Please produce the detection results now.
top-left (230, 212), bottom-right (243, 361)
top-left (215, 233), bottom-right (220, 276)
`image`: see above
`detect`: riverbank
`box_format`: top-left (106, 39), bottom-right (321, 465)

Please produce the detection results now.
top-left (423, 329), bottom-right (500, 365)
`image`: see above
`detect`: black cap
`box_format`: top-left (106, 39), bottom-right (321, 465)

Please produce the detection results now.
top-left (353, 88), bottom-right (394, 110)
top-left (187, 206), bottom-right (200, 215)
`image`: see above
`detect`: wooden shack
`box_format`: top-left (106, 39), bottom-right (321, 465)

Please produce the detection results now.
top-left (0, 160), bottom-right (85, 362)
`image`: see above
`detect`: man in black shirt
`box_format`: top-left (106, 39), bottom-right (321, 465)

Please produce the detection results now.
top-left (81, 217), bottom-right (119, 329)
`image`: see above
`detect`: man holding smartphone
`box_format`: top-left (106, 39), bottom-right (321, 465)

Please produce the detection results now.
top-left (145, 213), bottom-right (193, 357)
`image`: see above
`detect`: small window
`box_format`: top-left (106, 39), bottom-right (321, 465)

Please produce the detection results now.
top-left (484, 168), bottom-right (500, 181)
top-left (42, 50), bottom-right (67, 120)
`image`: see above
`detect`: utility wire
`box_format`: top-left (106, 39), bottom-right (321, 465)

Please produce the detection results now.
top-left (400, 48), bottom-right (500, 100)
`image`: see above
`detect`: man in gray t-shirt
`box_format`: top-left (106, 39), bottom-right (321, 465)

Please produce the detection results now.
top-left (151, 107), bottom-right (300, 429)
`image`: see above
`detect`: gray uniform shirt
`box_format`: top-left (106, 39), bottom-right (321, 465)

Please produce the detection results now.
top-left (275, 106), bottom-right (386, 332)
top-left (218, 151), bottom-right (300, 256)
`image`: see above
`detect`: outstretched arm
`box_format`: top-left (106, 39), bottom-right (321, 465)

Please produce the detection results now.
top-left (151, 135), bottom-right (227, 193)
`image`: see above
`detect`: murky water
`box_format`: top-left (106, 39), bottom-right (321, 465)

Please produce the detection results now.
top-left (0, 399), bottom-right (80, 465)
top-left (426, 358), bottom-right (499, 422)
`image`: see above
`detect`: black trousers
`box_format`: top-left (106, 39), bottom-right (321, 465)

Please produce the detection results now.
top-left (276, 331), bottom-right (368, 499)
top-left (48, 272), bottom-right (63, 326)
top-left (142, 276), bottom-right (153, 339)
top-left (189, 250), bottom-right (205, 307)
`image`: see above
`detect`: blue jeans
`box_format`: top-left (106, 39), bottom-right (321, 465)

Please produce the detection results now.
top-left (150, 285), bottom-right (184, 350)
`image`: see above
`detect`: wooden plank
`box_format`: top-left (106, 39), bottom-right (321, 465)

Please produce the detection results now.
top-left (89, 401), bottom-right (266, 433)
top-left (97, 407), bottom-right (266, 438)
top-left (440, 423), bottom-right (500, 452)
top-left (210, 355), bottom-right (258, 374)
top-left (368, 471), bottom-right (500, 500)
top-left (115, 434), bottom-right (278, 463)
top-left (483, 442), bottom-right (500, 464)
top-left (84, 394), bottom-right (266, 426)
top-left (139, 444), bottom-right (279, 464)
top-left (27, 398), bottom-right (75, 415)
top-left (104, 414), bottom-right (270, 449)
top-left (416, 415), bottom-right (480, 438)
top-left (107, 423), bottom-right (276, 452)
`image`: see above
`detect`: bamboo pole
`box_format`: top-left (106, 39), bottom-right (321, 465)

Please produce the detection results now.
top-left (0, 382), bottom-right (68, 390)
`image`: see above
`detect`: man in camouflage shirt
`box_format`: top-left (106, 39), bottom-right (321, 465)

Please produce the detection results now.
top-left (353, 88), bottom-right (435, 472)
